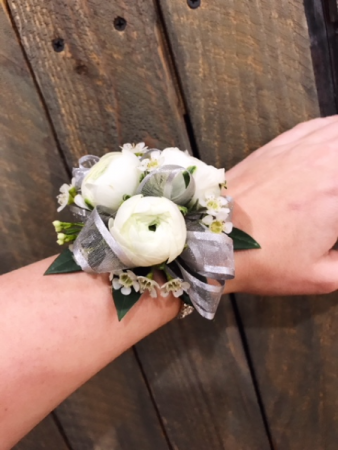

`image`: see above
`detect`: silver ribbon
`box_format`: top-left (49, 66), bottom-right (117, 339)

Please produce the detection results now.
top-left (176, 222), bottom-right (234, 319)
top-left (72, 155), bottom-right (100, 189)
top-left (136, 165), bottom-right (195, 206)
top-left (73, 208), bottom-right (135, 273)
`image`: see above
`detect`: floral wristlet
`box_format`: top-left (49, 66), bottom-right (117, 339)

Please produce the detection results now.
top-left (45, 144), bottom-right (260, 320)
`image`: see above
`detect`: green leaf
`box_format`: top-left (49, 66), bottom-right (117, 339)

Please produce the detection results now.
top-left (44, 249), bottom-right (82, 275)
top-left (113, 287), bottom-right (142, 321)
top-left (180, 291), bottom-right (194, 307)
top-left (228, 227), bottom-right (261, 251)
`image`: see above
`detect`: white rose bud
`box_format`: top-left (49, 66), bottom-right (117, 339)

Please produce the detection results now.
top-left (109, 195), bottom-right (187, 267)
top-left (161, 148), bottom-right (225, 204)
top-left (81, 151), bottom-right (140, 211)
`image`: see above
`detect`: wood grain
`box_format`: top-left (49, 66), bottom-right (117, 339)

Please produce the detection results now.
top-left (135, 297), bottom-right (271, 450)
top-left (0, 6), bottom-right (67, 271)
top-left (54, 351), bottom-right (170, 450)
top-left (13, 415), bottom-right (69, 450)
top-left (5, 1), bottom-right (271, 448)
top-left (236, 294), bottom-right (338, 450)
top-left (0, 3), bottom-right (71, 448)
top-left (159, 0), bottom-right (320, 168)
top-left (8, 0), bottom-right (190, 167)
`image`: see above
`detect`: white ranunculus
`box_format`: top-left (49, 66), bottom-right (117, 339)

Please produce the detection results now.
top-left (109, 195), bottom-right (187, 267)
top-left (188, 156), bottom-right (225, 204)
top-left (161, 148), bottom-right (225, 204)
top-left (81, 151), bottom-right (140, 211)
top-left (161, 147), bottom-right (194, 168)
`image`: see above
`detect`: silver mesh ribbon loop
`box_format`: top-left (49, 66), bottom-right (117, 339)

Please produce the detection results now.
top-left (72, 208), bottom-right (134, 273)
top-left (177, 221), bottom-right (234, 319)
top-left (177, 262), bottom-right (225, 320)
top-left (136, 165), bottom-right (195, 206)
top-left (72, 155), bottom-right (100, 190)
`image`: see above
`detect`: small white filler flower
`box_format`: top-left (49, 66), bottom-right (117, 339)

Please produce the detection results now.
top-left (57, 178), bottom-right (76, 212)
top-left (139, 150), bottom-right (164, 172)
top-left (121, 142), bottom-right (148, 155)
top-left (199, 194), bottom-right (230, 216)
top-left (137, 276), bottom-right (160, 298)
top-left (161, 278), bottom-right (191, 298)
top-left (202, 210), bottom-right (233, 234)
top-left (110, 270), bottom-right (140, 295)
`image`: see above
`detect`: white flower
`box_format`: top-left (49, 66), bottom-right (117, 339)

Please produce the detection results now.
top-left (109, 195), bottom-right (187, 267)
top-left (81, 151), bottom-right (141, 211)
top-left (199, 194), bottom-right (230, 216)
top-left (161, 278), bottom-right (191, 298)
top-left (57, 178), bottom-right (76, 212)
top-left (137, 276), bottom-right (160, 298)
top-left (139, 150), bottom-right (164, 172)
top-left (160, 147), bottom-right (193, 168)
top-left (160, 148), bottom-right (226, 205)
top-left (189, 157), bottom-right (225, 205)
top-left (202, 213), bottom-right (233, 234)
top-left (121, 142), bottom-right (148, 155)
top-left (111, 270), bottom-right (140, 295)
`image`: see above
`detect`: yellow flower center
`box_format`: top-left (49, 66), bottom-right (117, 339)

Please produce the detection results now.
top-left (210, 220), bottom-right (223, 234)
top-left (206, 200), bottom-right (219, 210)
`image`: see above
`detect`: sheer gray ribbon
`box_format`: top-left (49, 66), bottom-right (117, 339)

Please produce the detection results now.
top-left (136, 165), bottom-right (195, 206)
top-left (70, 155), bottom-right (100, 221)
top-left (72, 155), bottom-right (100, 189)
top-left (73, 208), bottom-right (135, 273)
top-left (178, 225), bottom-right (234, 319)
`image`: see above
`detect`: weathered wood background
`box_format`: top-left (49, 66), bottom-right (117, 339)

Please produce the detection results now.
top-left (0, 0), bottom-right (337, 448)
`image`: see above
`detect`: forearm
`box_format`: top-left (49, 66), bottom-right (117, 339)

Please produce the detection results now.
top-left (0, 257), bottom-right (180, 449)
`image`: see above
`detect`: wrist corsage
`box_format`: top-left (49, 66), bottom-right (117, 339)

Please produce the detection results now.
top-left (45, 144), bottom-right (260, 320)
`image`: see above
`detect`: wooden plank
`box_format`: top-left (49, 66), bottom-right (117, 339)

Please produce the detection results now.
top-left (159, 0), bottom-right (338, 448)
top-left (13, 415), bottom-right (69, 450)
top-left (7, 1), bottom-right (271, 448)
top-left (8, 0), bottom-right (190, 167)
top-left (54, 351), bottom-right (170, 450)
top-left (303, 0), bottom-right (338, 115)
top-left (236, 293), bottom-right (338, 449)
top-left (135, 297), bottom-right (271, 450)
top-left (0, 3), bottom-right (71, 448)
top-left (158, 0), bottom-right (320, 168)
top-left (0, 3), bottom-right (67, 273)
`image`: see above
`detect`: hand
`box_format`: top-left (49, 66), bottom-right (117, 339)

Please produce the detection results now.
top-left (225, 115), bottom-right (338, 295)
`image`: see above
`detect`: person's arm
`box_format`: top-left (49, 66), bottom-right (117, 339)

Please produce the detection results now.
top-left (0, 260), bottom-right (182, 449)
top-left (1, 115), bottom-right (338, 448)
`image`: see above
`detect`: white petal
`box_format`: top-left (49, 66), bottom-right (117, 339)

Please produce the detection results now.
top-left (113, 279), bottom-right (122, 290)
top-left (223, 222), bottom-right (233, 234)
top-left (121, 286), bottom-right (132, 295)
top-left (74, 194), bottom-right (90, 210)
top-left (174, 289), bottom-right (183, 298)
top-left (57, 204), bottom-right (66, 212)
top-left (108, 218), bottom-right (115, 234)
top-left (149, 287), bottom-right (157, 298)
top-left (202, 215), bottom-right (214, 226)
top-left (133, 281), bottom-right (140, 292)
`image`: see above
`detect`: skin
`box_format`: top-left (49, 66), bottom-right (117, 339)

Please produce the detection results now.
top-left (1, 116), bottom-right (338, 448)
